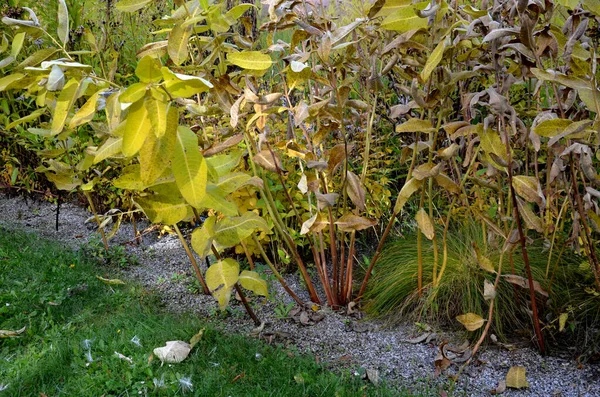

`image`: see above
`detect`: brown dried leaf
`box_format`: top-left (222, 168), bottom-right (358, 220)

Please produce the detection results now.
top-left (502, 275), bottom-right (548, 297)
top-left (512, 175), bottom-right (544, 206)
top-left (346, 171), bottom-right (366, 211)
top-left (516, 198), bottom-right (544, 233)
top-left (253, 149), bottom-right (282, 173)
top-left (203, 134), bottom-right (244, 157)
top-left (434, 173), bottom-right (460, 194)
top-left (315, 192), bottom-right (339, 210)
top-left (412, 163), bottom-right (442, 181)
top-left (415, 208), bottom-right (435, 240)
top-left (327, 144), bottom-right (353, 174)
top-left (335, 214), bottom-right (377, 232)
top-left (473, 243), bottom-right (495, 273)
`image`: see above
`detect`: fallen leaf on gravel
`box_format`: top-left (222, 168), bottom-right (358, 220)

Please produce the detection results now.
top-left (96, 275), bottom-right (126, 285)
top-left (153, 340), bottom-right (191, 364)
top-left (456, 313), bottom-right (485, 331)
top-left (505, 366), bottom-right (529, 389)
top-left (403, 332), bottom-right (431, 344)
top-left (365, 368), bottom-right (380, 386)
top-left (0, 326), bottom-right (26, 338)
top-left (490, 379), bottom-right (506, 394)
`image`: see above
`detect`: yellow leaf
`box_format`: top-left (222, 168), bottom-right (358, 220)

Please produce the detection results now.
top-left (238, 270), bottom-right (268, 297)
top-left (381, 3), bottom-right (429, 32)
top-left (135, 190), bottom-right (191, 225)
top-left (51, 78), bottom-right (80, 135)
top-left (512, 175), bottom-right (544, 206)
top-left (168, 22), bottom-right (193, 66)
top-left (94, 137), bottom-right (123, 164)
top-left (140, 105), bottom-right (177, 185)
top-left (393, 177), bottom-right (422, 214)
top-left (122, 99), bottom-right (151, 157)
top-left (57, 0), bottom-right (69, 45)
top-left (421, 38), bottom-right (446, 82)
top-left (189, 328), bottom-right (205, 349)
top-left (558, 313), bottom-right (569, 332)
top-left (415, 208), bottom-right (435, 240)
top-left (505, 366), bottom-right (529, 389)
top-left (227, 51), bottom-right (273, 70)
top-left (135, 55), bottom-right (163, 83)
top-left (119, 82), bottom-right (147, 103)
top-left (96, 275), bottom-right (126, 285)
top-left (115, 0), bottom-right (153, 12)
top-left (206, 259), bottom-right (240, 310)
top-left (456, 313), bottom-right (485, 331)
top-left (173, 126), bottom-right (207, 208)
top-left (69, 91), bottom-right (101, 129)
top-left (532, 118), bottom-right (572, 137)
top-left (395, 118), bottom-right (434, 133)
top-left (473, 243), bottom-right (495, 273)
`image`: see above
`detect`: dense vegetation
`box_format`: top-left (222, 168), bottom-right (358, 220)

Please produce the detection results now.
top-left (1, 0), bottom-right (600, 373)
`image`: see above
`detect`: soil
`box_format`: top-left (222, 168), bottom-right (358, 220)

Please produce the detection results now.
top-left (1, 193), bottom-right (599, 396)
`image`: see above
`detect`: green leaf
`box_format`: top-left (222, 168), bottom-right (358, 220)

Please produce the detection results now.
top-left (162, 67), bottom-right (213, 97)
top-left (115, 0), bottom-right (153, 12)
top-left (227, 51), bottom-right (273, 70)
top-left (206, 259), bottom-right (240, 310)
top-left (69, 91), bottom-right (101, 129)
top-left (213, 212), bottom-right (269, 248)
top-left (136, 55), bottom-right (162, 83)
top-left (140, 106), bottom-right (177, 185)
top-left (16, 48), bottom-right (59, 69)
top-left (122, 99), bottom-right (151, 157)
top-left (239, 270), bottom-right (268, 297)
top-left (420, 38), bottom-right (446, 82)
top-left (51, 78), bottom-right (80, 135)
top-left (173, 126), bottom-right (207, 208)
top-left (168, 22), bottom-right (193, 66)
top-left (57, 0), bottom-right (69, 45)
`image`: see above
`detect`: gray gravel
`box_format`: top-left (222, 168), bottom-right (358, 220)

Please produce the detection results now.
top-left (1, 193), bottom-right (599, 396)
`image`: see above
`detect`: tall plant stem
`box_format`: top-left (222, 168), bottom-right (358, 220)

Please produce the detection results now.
top-left (342, 231), bottom-right (356, 303)
top-left (234, 283), bottom-right (261, 326)
top-left (173, 224), bottom-right (210, 295)
top-left (356, 212), bottom-right (396, 301)
top-left (243, 133), bottom-right (320, 303)
top-left (84, 191), bottom-right (109, 253)
top-left (251, 235), bottom-right (305, 306)
top-left (570, 158), bottom-right (600, 289)
top-left (501, 119), bottom-right (545, 353)
top-left (240, 240), bottom-right (255, 270)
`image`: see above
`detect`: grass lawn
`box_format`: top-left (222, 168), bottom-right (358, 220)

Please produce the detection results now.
top-left (0, 226), bottom-right (414, 396)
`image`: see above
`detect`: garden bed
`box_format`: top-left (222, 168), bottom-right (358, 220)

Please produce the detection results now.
top-left (1, 193), bottom-right (599, 396)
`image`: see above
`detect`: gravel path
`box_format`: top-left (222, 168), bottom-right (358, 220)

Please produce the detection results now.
top-left (1, 193), bottom-right (598, 396)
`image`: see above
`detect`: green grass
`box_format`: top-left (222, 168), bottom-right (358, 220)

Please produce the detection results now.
top-left (0, 226), bottom-right (410, 396)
